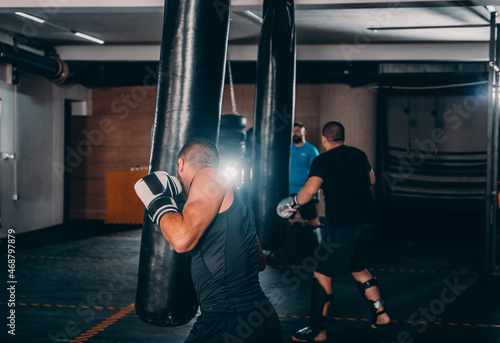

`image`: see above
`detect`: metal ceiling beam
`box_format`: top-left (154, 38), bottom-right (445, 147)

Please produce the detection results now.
top-left (0, 0), bottom-right (162, 8)
top-left (56, 45), bottom-right (161, 61)
top-left (239, 0), bottom-right (500, 8)
top-left (0, 0), bottom-right (494, 11)
top-left (55, 43), bottom-right (488, 62)
top-left (233, 0), bottom-right (493, 10)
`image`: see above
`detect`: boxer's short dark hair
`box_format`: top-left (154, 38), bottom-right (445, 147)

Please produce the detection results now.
top-left (178, 138), bottom-right (220, 169)
top-left (322, 121), bottom-right (345, 142)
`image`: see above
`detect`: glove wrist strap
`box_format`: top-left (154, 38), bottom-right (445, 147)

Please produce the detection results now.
top-left (148, 195), bottom-right (178, 225)
top-left (293, 195), bottom-right (301, 208)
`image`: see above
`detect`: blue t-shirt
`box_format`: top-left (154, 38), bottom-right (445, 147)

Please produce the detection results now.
top-left (290, 142), bottom-right (319, 194)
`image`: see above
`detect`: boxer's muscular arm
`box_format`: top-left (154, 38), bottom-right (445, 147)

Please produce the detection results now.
top-left (296, 176), bottom-right (323, 206)
top-left (159, 169), bottom-right (225, 253)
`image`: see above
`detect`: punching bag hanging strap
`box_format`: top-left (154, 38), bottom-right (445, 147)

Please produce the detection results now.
top-left (227, 59), bottom-right (239, 115)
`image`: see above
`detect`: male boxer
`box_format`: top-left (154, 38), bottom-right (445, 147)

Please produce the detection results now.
top-left (277, 122), bottom-right (391, 342)
top-left (135, 138), bottom-right (282, 343)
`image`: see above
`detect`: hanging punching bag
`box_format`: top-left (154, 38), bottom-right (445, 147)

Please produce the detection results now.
top-left (251, 0), bottom-right (296, 250)
top-left (135, 0), bottom-right (230, 326)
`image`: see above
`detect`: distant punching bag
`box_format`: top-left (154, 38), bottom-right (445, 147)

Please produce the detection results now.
top-left (251, 0), bottom-right (296, 250)
top-left (135, 0), bottom-right (230, 326)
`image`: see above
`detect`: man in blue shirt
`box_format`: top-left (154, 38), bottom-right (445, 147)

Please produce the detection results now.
top-left (290, 123), bottom-right (322, 242)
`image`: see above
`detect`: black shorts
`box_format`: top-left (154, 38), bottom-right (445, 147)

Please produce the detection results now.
top-left (290, 194), bottom-right (318, 220)
top-left (184, 301), bottom-right (283, 343)
top-left (315, 225), bottom-right (374, 278)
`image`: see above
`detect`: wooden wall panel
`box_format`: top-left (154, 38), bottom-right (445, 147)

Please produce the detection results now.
top-left (295, 97), bottom-right (321, 117)
top-left (70, 114), bottom-right (154, 147)
top-left (70, 88), bottom-right (156, 219)
top-left (92, 86), bottom-right (157, 115)
top-left (71, 147), bottom-right (151, 179)
top-left (296, 84), bottom-right (321, 99)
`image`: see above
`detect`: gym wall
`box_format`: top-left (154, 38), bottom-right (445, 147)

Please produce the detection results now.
top-left (0, 74), bottom-right (90, 235)
top-left (381, 88), bottom-right (487, 204)
top-left (70, 84), bottom-right (378, 220)
top-left (69, 86), bottom-right (156, 220)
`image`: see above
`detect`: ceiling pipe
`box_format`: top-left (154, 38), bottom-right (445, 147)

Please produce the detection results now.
top-left (0, 43), bottom-right (69, 84)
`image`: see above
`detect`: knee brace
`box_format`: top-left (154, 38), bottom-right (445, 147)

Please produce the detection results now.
top-left (356, 277), bottom-right (384, 313)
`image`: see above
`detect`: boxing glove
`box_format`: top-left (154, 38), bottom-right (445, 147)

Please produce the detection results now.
top-left (134, 171), bottom-right (182, 225)
top-left (276, 196), bottom-right (300, 219)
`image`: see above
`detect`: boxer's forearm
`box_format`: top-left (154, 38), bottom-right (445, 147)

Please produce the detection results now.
top-left (296, 176), bottom-right (323, 205)
top-left (296, 190), bottom-right (314, 206)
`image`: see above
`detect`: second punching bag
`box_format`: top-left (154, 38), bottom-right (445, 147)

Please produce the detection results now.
top-left (251, 0), bottom-right (296, 250)
top-left (135, 0), bottom-right (230, 326)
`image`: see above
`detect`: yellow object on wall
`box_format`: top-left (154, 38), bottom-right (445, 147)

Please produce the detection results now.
top-left (105, 168), bottom-right (148, 225)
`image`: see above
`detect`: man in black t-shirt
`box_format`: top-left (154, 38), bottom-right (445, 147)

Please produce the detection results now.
top-left (277, 122), bottom-right (391, 342)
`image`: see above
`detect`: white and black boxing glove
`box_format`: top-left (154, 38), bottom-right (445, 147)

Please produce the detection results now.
top-left (276, 196), bottom-right (301, 219)
top-left (134, 171), bottom-right (182, 225)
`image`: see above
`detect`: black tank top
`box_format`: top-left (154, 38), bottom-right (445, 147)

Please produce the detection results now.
top-left (190, 186), bottom-right (265, 312)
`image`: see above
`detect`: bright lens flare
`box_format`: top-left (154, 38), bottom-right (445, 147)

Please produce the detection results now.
top-left (223, 166), bottom-right (239, 180)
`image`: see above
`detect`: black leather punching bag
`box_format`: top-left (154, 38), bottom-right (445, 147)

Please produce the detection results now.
top-left (135, 0), bottom-right (230, 326)
top-left (251, 0), bottom-right (296, 250)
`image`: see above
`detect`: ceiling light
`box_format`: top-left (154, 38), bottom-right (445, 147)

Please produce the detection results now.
top-left (486, 5), bottom-right (496, 13)
top-left (241, 11), bottom-right (263, 24)
top-left (15, 12), bottom-right (45, 24)
top-left (74, 32), bottom-right (104, 45)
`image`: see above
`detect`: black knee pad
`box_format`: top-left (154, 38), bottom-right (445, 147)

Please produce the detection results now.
top-left (356, 276), bottom-right (378, 295)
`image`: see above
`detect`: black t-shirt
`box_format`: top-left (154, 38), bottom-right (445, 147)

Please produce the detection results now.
top-left (308, 145), bottom-right (377, 228)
